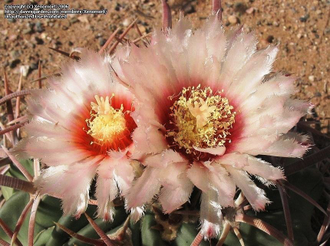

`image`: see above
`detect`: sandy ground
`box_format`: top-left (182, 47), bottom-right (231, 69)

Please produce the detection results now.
top-left (0, 0), bottom-right (329, 134)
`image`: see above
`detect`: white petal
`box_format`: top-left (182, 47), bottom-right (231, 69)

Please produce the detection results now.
top-left (240, 75), bottom-right (296, 110)
top-left (226, 46), bottom-right (278, 102)
top-left (258, 133), bottom-right (309, 158)
top-left (220, 32), bottom-right (257, 89)
top-left (96, 176), bottom-right (117, 220)
top-left (35, 158), bottom-right (98, 216)
top-left (186, 162), bottom-right (209, 192)
top-left (206, 163), bottom-right (236, 207)
top-left (186, 29), bottom-right (208, 82)
top-left (159, 162), bottom-right (193, 213)
top-left (131, 124), bottom-right (167, 158)
top-left (114, 158), bottom-right (134, 195)
top-left (95, 158), bottom-right (118, 220)
top-left (14, 137), bottom-right (88, 166)
top-left (144, 149), bottom-right (185, 168)
top-left (218, 153), bottom-right (284, 181)
top-left (193, 146), bottom-right (226, 156)
top-left (226, 166), bottom-right (269, 211)
top-left (126, 167), bottom-right (161, 208)
top-left (231, 135), bottom-right (274, 155)
top-left (187, 161), bottom-right (235, 208)
top-left (130, 206), bottom-right (145, 222)
top-left (200, 190), bottom-right (222, 239)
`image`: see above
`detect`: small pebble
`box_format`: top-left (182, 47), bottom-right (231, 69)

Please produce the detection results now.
top-left (41, 33), bottom-right (47, 39)
top-left (246, 7), bottom-right (255, 14)
top-left (20, 65), bottom-right (30, 77)
top-left (234, 2), bottom-right (248, 14)
top-left (138, 25), bottom-right (146, 33)
top-left (30, 62), bottom-right (38, 70)
top-left (35, 22), bottom-right (44, 33)
top-left (123, 18), bottom-right (130, 27)
top-left (114, 3), bottom-right (121, 11)
top-left (183, 4), bottom-right (195, 14)
top-left (300, 14), bottom-right (309, 22)
top-left (266, 35), bottom-right (274, 43)
top-left (22, 28), bottom-right (33, 35)
top-left (324, 27), bottom-right (330, 35)
top-left (9, 59), bottom-right (20, 68)
top-left (69, 17), bottom-right (78, 24)
top-left (228, 15), bottom-right (238, 24)
top-left (308, 75), bottom-right (315, 82)
top-left (99, 38), bottom-right (106, 46)
top-left (10, 50), bottom-right (20, 59)
top-left (9, 35), bottom-right (17, 41)
top-left (34, 36), bottom-right (44, 45)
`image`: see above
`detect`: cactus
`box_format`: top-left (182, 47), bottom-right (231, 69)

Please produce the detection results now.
top-left (1, 1), bottom-right (329, 246)
top-left (0, 159), bottom-right (327, 245)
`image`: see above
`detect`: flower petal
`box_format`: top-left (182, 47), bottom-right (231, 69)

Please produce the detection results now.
top-left (226, 46), bottom-right (278, 102)
top-left (193, 146), bottom-right (226, 156)
top-left (226, 166), bottom-right (269, 211)
top-left (95, 157), bottom-right (118, 220)
top-left (206, 163), bottom-right (236, 207)
top-left (200, 190), bottom-right (222, 239)
top-left (159, 162), bottom-right (193, 213)
top-left (126, 167), bottom-right (161, 208)
top-left (186, 162), bottom-right (209, 192)
top-left (35, 158), bottom-right (99, 216)
top-left (131, 124), bottom-right (167, 158)
top-left (144, 149), bottom-right (185, 168)
top-left (220, 32), bottom-right (257, 90)
top-left (14, 137), bottom-right (89, 166)
top-left (218, 153), bottom-right (284, 181)
top-left (96, 176), bottom-right (117, 220)
top-left (114, 158), bottom-right (134, 195)
top-left (257, 133), bottom-right (309, 158)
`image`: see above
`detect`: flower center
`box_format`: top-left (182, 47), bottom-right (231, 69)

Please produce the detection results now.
top-left (87, 95), bottom-right (127, 146)
top-left (166, 85), bottom-right (236, 159)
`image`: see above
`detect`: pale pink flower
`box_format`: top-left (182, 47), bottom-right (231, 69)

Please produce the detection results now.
top-left (113, 16), bottom-right (311, 237)
top-left (14, 51), bottom-right (137, 220)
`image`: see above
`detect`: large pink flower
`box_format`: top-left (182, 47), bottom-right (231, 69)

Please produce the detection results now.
top-left (14, 51), bottom-right (137, 220)
top-left (114, 16), bottom-right (310, 237)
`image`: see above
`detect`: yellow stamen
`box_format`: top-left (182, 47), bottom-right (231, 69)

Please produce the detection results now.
top-left (87, 95), bottom-right (126, 145)
top-left (167, 85), bottom-right (236, 154)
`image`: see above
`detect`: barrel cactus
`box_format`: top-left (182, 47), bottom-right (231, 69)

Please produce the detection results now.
top-left (0, 1), bottom-right (328, 246)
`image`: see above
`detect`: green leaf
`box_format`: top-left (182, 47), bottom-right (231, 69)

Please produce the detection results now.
top-left (34, 226), bottom-right (55, 246)
top-left (0, 191), bottom-right (30, 243)
top-left (0, 192), bottom-right (64, 245)
top-left (174, 222), bottom-right (208, 246)
top-left (8, 159), bottom-right (34, 181)
top-left (1, 172), bottom-right (15, 200)
top-left (129, 219), bottom-right (141, 246)
top-left (46, 205), bottom-right (97, 246)
top-left (35, 196), bottom-right (62, 228)
top-left (1, 159), bottom-right (34, 200)
top-left (141, 213), bottom-right (169, 246)
top-left (224, 167), bottom-right (323, 246)
top-left (66, 206), bottom-right (127, 246)
top-left (0, 191), bottom-right (42, 245)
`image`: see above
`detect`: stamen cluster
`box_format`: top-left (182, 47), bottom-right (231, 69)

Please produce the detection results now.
top-left (166, 85), bottom-right (236, 159)
top-left (86, 95), bottom-right (127, 146)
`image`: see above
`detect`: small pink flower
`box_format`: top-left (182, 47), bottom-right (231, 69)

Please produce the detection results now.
top-left (14, 51), bottom-right (137, 220)
top-left (114, 16), bottom-right (311, 237)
